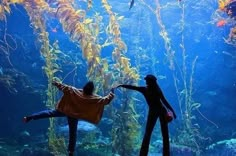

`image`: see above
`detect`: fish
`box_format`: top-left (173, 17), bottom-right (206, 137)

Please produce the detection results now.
top-left (117, 16), bottom-right (124, 21)
top-left (205, 91), bottom-right (217, 96)
top-left (216, 19), bottom-right (227, 27)
top-left (0, 67), bottom-right (3, 75)
top-left (57, 121), bottom-right (99, 134)
top-left (157, 75), bottom-right (167, 80)
top-left (129, 0), bottom-right (134, 10)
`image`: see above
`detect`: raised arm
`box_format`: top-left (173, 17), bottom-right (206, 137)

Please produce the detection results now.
top-left (52, 81), bottom-right (71, 93)
top-left (99, 88), bottom-right (115, 105)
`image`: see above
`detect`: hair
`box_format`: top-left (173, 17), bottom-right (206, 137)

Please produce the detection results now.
top-left (144, 74), bottom-right (157, 81)
top-left (145, 76), bottom-right (161, 93)
top-left (83, 81), bottom-right (94, 95)
top-left (146, 79), bottom-right (158, 88)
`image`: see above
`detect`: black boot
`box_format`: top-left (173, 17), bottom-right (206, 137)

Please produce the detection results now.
top-left (68, 151), bottom-right (73, 156)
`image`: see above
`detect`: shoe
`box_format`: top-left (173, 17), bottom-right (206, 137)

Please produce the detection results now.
top-left (23, 116), bottom-right (32, 123)
top-left (68, 151), bottom-right (74, 156)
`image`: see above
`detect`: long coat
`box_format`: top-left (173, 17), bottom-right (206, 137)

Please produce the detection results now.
top-left (55, 83), bottom-right (114, 124)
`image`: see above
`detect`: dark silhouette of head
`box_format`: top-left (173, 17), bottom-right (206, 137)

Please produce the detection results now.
top-left (83, 81), bottom-right (94, 95)
top-left (144, 74), bottom-right (158, 88)
top-left (144, 74), bottom-right (157, 81)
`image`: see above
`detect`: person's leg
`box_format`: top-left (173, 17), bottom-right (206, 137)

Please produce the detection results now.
top-left (67, 117), bottom-right (78, 156)
top-left (159, 115), bottom-right (170, 156)
top-left (139, 111), bottom-right (158, 156)
top-left (24, 109), bottom-right (65, 122)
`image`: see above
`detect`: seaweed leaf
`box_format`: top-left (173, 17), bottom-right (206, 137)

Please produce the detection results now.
top-left (191, 102), bottom-right (201, 111)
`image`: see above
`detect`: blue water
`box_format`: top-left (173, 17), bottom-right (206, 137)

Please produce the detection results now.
top-left (0, 0), bottom-right (235, 156)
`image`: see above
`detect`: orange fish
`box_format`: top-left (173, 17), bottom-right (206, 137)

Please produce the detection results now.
top-left (216, 19), bottom-right (227, 27)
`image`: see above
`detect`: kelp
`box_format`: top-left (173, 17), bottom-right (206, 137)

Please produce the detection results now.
top-left (110, 98), bottom-right (141, 155)
top-left (0, 2), bottom-right (9, 20)
top-left (226, 26), bottom-right (236, 46)
top-left (53, 1), bottom-right (141, 155)
top-left (0, 31), bottom-right (17, 67)
top-left (0, 0), bottom-right (24, 20)
top-left (102, 0), bottom-right (140, 155)
top-left (218, 0), bottom-right (230, 10)
top-left (0, 1), bottom-right (18, 68)
top-left (140, 0), bottom-right (175, 70)
top-left (0, 0), bottom-right (143, 155)
top-left (55, 0), bottom-right (108, 93)
top-left (0, 74), bottom-right (16, 93)
top-left (21, 0), bottom-right (66, 154)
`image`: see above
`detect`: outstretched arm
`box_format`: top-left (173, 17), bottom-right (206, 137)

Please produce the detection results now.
top-left (102, 90), bottom-right (115, 105)
top-left (98, 88), bottom-right (115, 106)
top-left (116, 84), bottom-right (144, 93)
top-left (52, 81), bottom-right (71, 92)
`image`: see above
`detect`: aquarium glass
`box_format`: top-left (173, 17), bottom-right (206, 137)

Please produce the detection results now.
top-left (0, 0), bottom-right (235, 155)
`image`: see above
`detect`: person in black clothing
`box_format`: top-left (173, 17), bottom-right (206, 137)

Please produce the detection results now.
top-left (115, 74), bottom-right (176, 156)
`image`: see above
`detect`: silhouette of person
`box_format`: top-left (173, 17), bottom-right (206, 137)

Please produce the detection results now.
top-left (115, 74), bottom-right (176, 156)
top-left (23, 80), bottom-right (115, 156)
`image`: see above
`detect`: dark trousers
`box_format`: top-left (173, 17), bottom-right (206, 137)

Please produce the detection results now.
top-left (139, 111), bottom-right (170, 156)
top-left (29, 109), bottom-right (78, 153)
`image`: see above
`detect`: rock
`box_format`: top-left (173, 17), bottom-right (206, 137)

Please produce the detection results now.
top-left (20, 148), bottom-right (32, 156)
top-left (152, 140), bottom-right (195, 156)
top-left (205, 138), bottom-right (236, 156)
top-left (0, 148), bottom-right (8, 156)
top-left (18, 131), bottom-right (31, 144)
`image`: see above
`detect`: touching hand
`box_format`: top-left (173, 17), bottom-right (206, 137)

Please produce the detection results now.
top-left (114, 84), bottom-right (122, 88)
top-left (52, 80), bottom-right (60, 86)
top-left (110, 88), bottom-right (115, 93)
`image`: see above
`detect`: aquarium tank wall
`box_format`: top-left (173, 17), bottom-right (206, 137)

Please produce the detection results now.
top-left (0, 0), bottom-right (235, 155)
